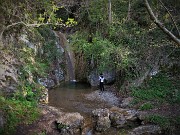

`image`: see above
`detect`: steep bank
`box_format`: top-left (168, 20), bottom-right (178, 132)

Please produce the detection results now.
top-left (0, 27), bottom-right (68, 134)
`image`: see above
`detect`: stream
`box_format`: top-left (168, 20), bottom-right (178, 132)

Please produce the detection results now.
top-left (48, 82), bottom-right (127, 135)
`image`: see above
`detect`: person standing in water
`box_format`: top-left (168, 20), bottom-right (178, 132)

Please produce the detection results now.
top-left (99, 74), bottom-right (105, 91)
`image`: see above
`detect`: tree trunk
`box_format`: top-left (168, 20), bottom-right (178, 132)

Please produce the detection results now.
top-left (108, 0), bottom-right (112, 24)
top-left (127, 0), bottom-right (131, 21)
top-left (144, 0), bottom-right (180, 46)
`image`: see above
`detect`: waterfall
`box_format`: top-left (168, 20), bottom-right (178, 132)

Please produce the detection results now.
top-left (56, 32), bottom-right (76, 82)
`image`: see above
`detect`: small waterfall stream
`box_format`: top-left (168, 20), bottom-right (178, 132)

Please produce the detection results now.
top-left (56, 32), bottom-right (75, 81)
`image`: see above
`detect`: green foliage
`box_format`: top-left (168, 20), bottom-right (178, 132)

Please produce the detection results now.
top-left (145, 114), bottom-right (170, 129)
top-left (18, 46), bottom-right (48, 78)
top-left (0, 0), bottom-right (77, 39)
top-left (139, 102), bottom-right (153, 110)
top-left (74, 0), bottom-right (179, 87)
top-left (131, 73), bottom-right (180, 104)
top-left (37, 27), bottom-right (63, 64)
top-left (0, 65), bottom-right (43, 135)
top-left (71, 32), bottom-right (114, 72)
top-left (71, 30), bottom-right (137, 73)
top-left (0, 95), bottom-right (39, 134)
top-left (88, 0), bottom-right (108, 23)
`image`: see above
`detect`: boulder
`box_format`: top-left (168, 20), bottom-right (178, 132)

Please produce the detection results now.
top-left (110, 107), bottom-right (138, 128)
top-left (136, 111), bottom-right (151, 125)
top-left (128, 125), bottom-right (162, 135)
top-left (38, 78), bottom-right (55, 88)
top-left (56, 112), bottom-right (84, 135)
top-left (92, 108), bottom-right (111, 132)
top-left (38, 68), bottom-right (64, 89)
top-left (95, 116), bottom-right (111, 132)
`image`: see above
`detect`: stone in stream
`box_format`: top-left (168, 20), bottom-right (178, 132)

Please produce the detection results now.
top-left (55, 112), bottom-right (84, 135)
top-left (92, 108), bottom-right (111, 132)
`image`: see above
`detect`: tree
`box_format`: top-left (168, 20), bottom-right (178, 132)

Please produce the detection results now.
top-left (144, 0), bottom-right (180, 46)
top-left (0, 0), bottom-right (76, 42)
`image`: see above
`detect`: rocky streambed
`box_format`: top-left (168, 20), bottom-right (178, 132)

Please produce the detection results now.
top-left (15, 84), bottom-right (163, 135)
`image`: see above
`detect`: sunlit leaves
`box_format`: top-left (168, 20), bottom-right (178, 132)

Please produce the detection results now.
top-left (38, 14), bottom-right (45, 23)
top-left (66, 18), bottom-right (77, 27)
top-left (52, 4), bottom-right (59, 12)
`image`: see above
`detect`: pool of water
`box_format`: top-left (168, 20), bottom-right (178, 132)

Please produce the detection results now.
top-left (48, 82), bottom-right (128, 135)
top-left (48, 82), bottom-right (113, 115)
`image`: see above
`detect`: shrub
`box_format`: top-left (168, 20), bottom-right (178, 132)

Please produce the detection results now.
top-left (131, 73), bottom-right (179, 104)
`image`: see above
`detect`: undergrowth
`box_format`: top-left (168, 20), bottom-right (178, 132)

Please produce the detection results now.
top-left (131, 73), bottom-right (180, 105)
top-left (130, 73), bottom-right (180, 133)
top-left (0, 95), bottom-right (39, 135)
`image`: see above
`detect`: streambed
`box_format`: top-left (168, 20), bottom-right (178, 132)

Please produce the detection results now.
top-left (48, 82), bottom-right (119, 115)
top-left (48, 82), bottom-right (129, 135)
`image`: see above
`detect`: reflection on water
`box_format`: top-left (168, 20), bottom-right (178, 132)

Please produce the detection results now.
top-left (48, 82), bottom-right (111, 115)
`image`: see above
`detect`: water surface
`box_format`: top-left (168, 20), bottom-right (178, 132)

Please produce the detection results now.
top-left (48, 82), bottom-right (114, 115)
top-left (48, 82), bottom-right (126, 135)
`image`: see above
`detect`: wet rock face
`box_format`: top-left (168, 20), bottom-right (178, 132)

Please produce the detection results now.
top-left (128, 125), bottom-right (162, 135)
top-left (56, 112), bottom-right (84, 135)
top-left (0, 52), bottom-right (19, 95)
top-left (38, 78), bottom-right (55, 88)
top-left (38, 69), bottom-right (64, 89)
top-left (87, 70), bottom-right (115, 86)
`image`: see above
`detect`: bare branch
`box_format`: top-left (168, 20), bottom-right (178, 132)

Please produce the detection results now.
top-left (1, 21), bottom-right (65, 38)
top-left (158, 0), bottom-right (180, 37)
top-left (126, 0), bottom-right (131, 21)
top-left (144, 0), bottom-right (180, 46)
